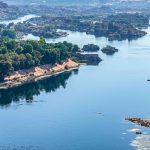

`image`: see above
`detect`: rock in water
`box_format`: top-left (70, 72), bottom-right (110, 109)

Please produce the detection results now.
top-left (125, 117), bottom-right (150, 128)
top-left (101, 45), bottom-right (118, 55)
top-left (72, 53), bottom-right (102, 65)
top-left (128, 128), bottom-right (142, 134)
top-left (82, 44), bottom-right (100, 52)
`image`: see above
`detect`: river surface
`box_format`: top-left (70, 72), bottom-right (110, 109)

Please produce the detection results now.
top-left (0, 16), bottom-right (150, 150)
top-left (0, 15), bottom-right (39, 25)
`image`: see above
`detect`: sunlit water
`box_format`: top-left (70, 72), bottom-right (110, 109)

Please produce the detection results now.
top-left (0, 15), bottom-right (39, 25)
top-left (1, 16), bottom-right (150, 150)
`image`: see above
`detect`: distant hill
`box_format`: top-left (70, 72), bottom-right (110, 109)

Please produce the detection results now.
top-left (3, 0), bottom-right (109, 5)
top-left (0, 1), bottom-right (8, 8)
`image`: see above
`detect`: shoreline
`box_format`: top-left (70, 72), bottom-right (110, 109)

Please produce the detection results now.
top-left (35, 67), bottom-right (79, 82)
top-left (0, 59), bottom-right (80, 90)
top-left (0, 67), bottom-right (79, 90)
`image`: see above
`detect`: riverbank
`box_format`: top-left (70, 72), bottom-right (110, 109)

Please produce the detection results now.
top-left (0, 59), bottom-right (79, 90)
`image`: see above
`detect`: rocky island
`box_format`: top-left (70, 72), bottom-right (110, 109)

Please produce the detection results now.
top-left (126, 117), bottom-right (150, 128)
top-left (101, 45), bottom-right (118, 55)
top-left (82, 44), bottom-right (100, 52)
top-left (72, 53), bottom-right (102, 65)
top-left (27, 13), bottom-right (148, 41)
top-left (14, 22), bottom-right (68, 39)
top-left (0, 2), bottom-right (149, 41)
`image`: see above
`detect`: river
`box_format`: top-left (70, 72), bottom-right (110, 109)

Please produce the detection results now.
top-left (0, 15), bottom-right (39, 25)
top-left (0, 16), bottom-right (150, 150)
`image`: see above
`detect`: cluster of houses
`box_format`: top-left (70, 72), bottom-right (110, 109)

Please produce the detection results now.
top-left (3, 59), bottom-right (79, 86)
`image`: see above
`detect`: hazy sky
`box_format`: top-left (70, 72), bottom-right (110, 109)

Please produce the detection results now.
top-left (3, 0), bottom-right (149, 6)
top-left (4, 0), bottom-right (107, 5)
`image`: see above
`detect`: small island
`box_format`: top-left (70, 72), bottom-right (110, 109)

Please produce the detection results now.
top-left (101, 45), bottom-right (118, 55)
top-left (14, 22), bottom-right (68, 39)
top-left (82, 44), bottom-right (100, 52)
top-left (73, 53), bottom-right (102, 65)
top-left (125, 117), bottom-right (150, 128)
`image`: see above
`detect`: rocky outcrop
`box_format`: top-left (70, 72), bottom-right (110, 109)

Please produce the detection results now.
top-left (82, 44), bottom-right (100, 52)
top-left (72, 53), bottom-right (102, 65)
top-left (125, 117), bottom-right (150, 128)
top-left (94, 22), bottom-right (147, 41)
top-left (28, 14), bottom-right (148, 42)
top-left (101, 45), bottom-right (118, 55)
top-left (14, 23), bottom-right (68, 39)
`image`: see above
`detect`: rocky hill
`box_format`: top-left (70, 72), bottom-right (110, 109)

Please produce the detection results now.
top-left (0, 1), bottom-right (24, 21)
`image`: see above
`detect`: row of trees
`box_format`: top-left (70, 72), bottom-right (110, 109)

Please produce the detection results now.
top-left (0, 37), bottom-right (79, 80)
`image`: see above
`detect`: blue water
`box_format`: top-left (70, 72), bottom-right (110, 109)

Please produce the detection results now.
top-left (1, 21), bottom-right (150, 150)
top-left (0, 15), bottom-right (39, 25)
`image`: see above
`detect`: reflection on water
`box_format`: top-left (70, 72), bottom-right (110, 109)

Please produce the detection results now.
top-left (0, 70), bottom-right (78, 107)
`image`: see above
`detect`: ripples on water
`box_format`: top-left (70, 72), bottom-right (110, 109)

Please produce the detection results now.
top-left (0, 146), bottom-right (46, 150)
top-left (131, 135), bottom-right (150, 150)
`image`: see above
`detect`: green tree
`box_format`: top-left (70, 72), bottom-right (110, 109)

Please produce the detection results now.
top-left (0, 47), bottom-right (7, 54)
top-left (23, 44), bottom-right (33, 54)
top-left (0, 59), bottom-right (14, 77)
top-left (6, 40), bottom-right (16, 50)
top-left (72, 45), bottom-right (79, 52)
top-left (2, 29), bottom-right (16, 39)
